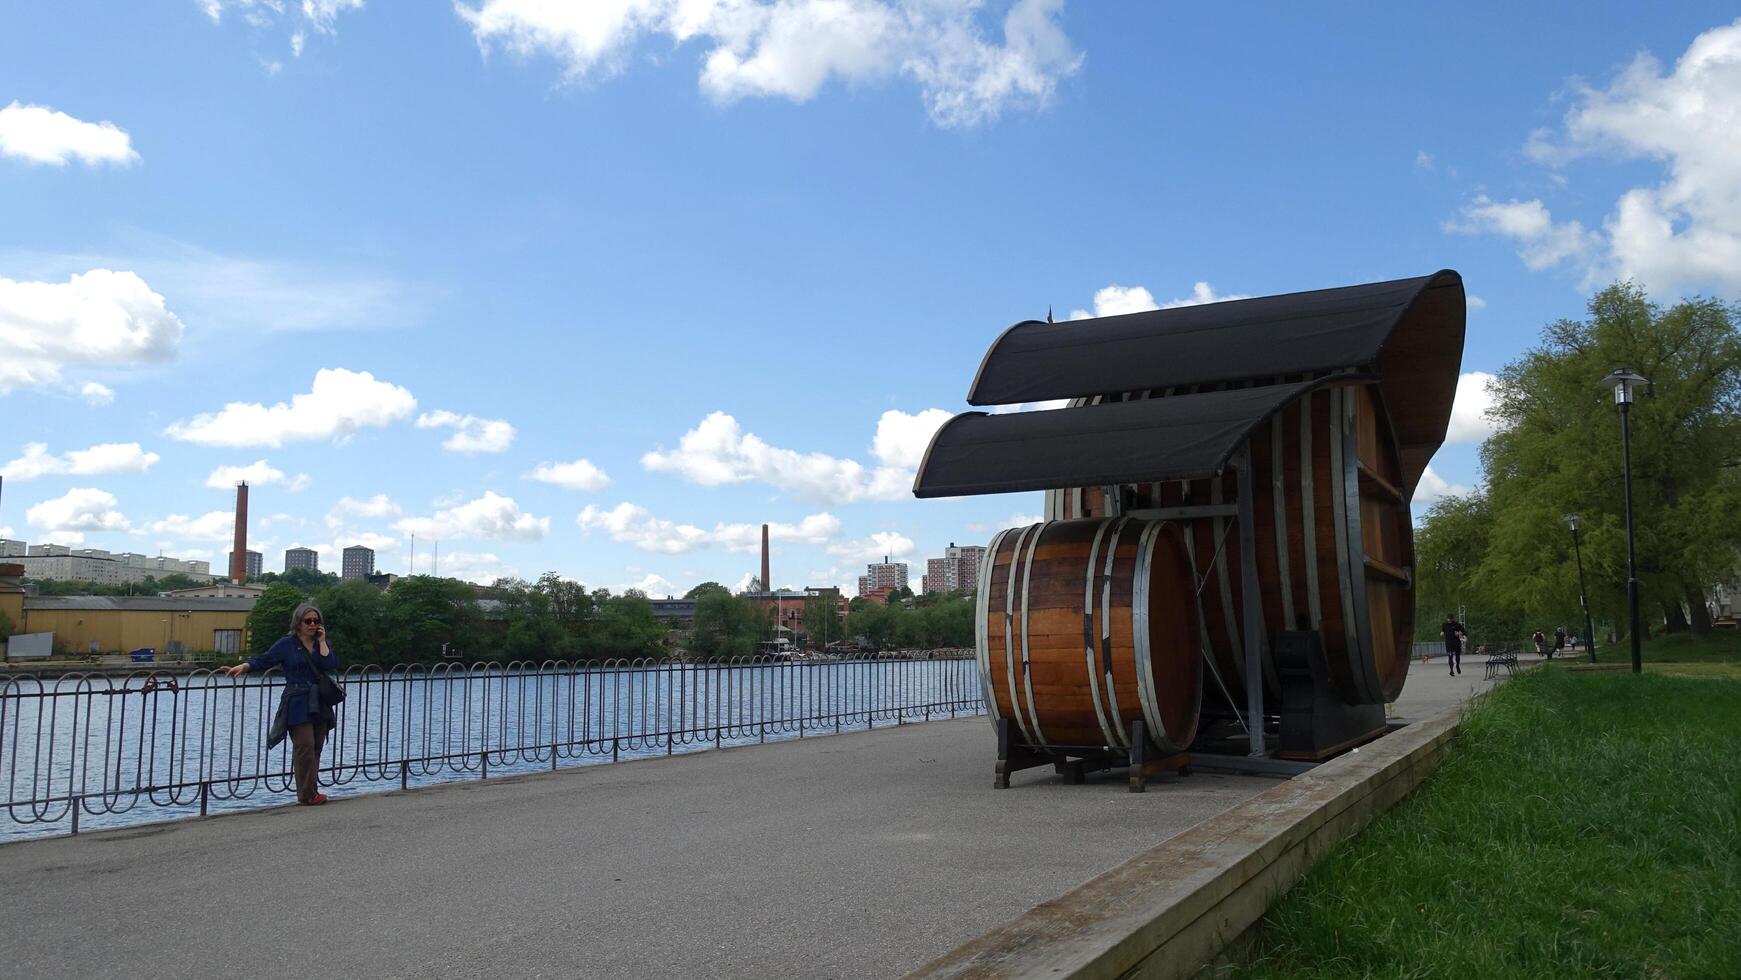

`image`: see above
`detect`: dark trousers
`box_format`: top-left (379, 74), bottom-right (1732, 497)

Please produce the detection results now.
top-left (289, 722), bottom-right (327, 803)
top-left (1445, 648), bottom-right (1461, 673)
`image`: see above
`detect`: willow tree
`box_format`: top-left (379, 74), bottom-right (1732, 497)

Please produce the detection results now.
top-left (1476, 283), bottom-right (1741, 638)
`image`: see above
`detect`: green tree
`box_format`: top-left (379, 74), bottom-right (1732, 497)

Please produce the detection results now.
top-left (1413, 283), bottom-right (1741, 644)
top-left (685, 581), bottom-right (730, 600)
top-left (152, 572), bottom-right (204, 592)
top-left (311, 579), bottom-right (390, 664)
top-left (590, 591), bottom-right (666, 660)
top-left (1472, 283), bottom-right (1741, 639)
top-left (245, 582), bottom-right (306, 656)
top-left (689, 591), bottom-right (768, 660)
top-left (802, 596), bottom-right (843, 649)
top-left (383, 575), bottom-right (483, 661)
top-left (848, 601), bottom-right (898, 650)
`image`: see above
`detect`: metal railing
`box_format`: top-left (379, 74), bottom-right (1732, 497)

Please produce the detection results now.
top-left (0, 652), bottom-right (982, 839)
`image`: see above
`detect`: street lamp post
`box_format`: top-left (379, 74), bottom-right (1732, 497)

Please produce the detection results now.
top-left (1601, 368), bottom-right (1649, 674)
top-left (1563, 514), bottom-right (1598, 664)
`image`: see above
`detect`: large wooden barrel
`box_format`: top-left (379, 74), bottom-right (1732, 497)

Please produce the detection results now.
top-left (1043, 382), bottom-right (1414, 707)
top-left (977, 517), bottom-right (1201, 755)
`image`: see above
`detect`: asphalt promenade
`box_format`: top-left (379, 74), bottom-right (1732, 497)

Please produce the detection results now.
top-left (0, 657), bottom-right (1519, 980)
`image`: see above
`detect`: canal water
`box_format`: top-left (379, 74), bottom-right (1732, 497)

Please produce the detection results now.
top-left (1, 657), bottom-right (984, 840)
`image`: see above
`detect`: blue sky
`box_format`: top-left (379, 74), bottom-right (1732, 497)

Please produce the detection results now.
top-left (3, 2), bottom-right (1739, 594)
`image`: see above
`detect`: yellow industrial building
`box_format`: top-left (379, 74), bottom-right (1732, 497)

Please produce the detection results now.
top-left (1, 569), bottom-right (254, 659)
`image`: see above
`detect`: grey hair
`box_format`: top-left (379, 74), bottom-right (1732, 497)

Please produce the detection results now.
top-left (288, 602), bottom-right (324, 635)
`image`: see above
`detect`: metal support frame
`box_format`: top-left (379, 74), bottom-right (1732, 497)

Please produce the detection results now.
top-left (1234, 443), bottom-right (1267, 757)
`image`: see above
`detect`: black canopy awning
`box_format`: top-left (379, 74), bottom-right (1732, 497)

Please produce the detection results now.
top-left (912, 375), bottom-right (1366, 498)
top-left (963, 270), bottom-right (1465, 491)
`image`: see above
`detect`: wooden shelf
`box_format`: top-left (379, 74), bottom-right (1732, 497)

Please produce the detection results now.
top-left (1363, 555), bottom-right (1411, 585)
top-left (1356, 460), bottom-right (1406, 505)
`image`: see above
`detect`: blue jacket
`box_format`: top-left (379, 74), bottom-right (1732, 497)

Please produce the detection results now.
top-left (248, 635), bottom-right (342, 746)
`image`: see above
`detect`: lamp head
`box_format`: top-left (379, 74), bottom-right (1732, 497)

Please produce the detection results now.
top-left (1601, 367), bottom-right (1649, 405)
top-left (1562, 513), bottom-right (1581, 532)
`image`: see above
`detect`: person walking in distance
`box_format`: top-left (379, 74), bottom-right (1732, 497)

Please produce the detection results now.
top-left (220, 603), bottom-right (341, 805)
top-left (1440, 614), bottom-right (1467, 676)
top-left (1553, 626), bottom-right (1567, 659)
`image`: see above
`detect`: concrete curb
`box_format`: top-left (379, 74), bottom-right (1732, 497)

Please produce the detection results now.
top-left (905, 703), bottom-right (1467, 980)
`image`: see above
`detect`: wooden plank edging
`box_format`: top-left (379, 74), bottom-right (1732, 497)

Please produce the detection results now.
top-left (905, 704), bottom-right (1466, 980)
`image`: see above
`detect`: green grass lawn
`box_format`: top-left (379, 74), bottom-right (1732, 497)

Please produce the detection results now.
top-left (1208, 652), bottom-right (1741, 979)
top-left (1584, 627), bottom-right (1741, 666)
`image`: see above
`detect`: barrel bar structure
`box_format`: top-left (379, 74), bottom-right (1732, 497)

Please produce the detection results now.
top-left (915, 271), bottom-right (1465, 766)
top-left (1041, 381), bottom-right (1415, 713)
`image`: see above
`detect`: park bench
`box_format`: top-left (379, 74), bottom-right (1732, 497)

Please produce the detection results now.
top-left (1482, 645), bottom-right (1520, 679)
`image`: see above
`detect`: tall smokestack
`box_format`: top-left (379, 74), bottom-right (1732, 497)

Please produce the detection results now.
top-left (230, 482), bottom-right (249, 584)
top-left (761, 523), bottom-right (770, 592)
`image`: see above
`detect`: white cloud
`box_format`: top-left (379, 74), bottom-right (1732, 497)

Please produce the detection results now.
top-left (0, 270), bottom-right (184, 392)
top-left (27, 488), bottom-right (132, 538)
top-left (80, 382), bottom-right (115, 406)
top-left (395, 491), bottom-right (549, 542)
top-left (326, 494), bottom-right (401, 529)
top-left (203, 459), bottom-right (312, 491)
top-left (1068, 281), bottom-right (1250, 320)
top-left (966, 510), bottom-right (1042, 532)
top-left (2, 239), bottom-right (423, 337)
top-left (416, 410), bottom-right (517, 453)
top-left (1412, 465), bottom-right (1471, 507)
top-left (199, 0), bottom-right (365, 59)
top-left (620, 572), bottom-right (678, 597)
top-left (457, 0), bottom-right (1081, 128)
top-left (1414, 150), bottom-right (1434, 171)
top-left (580, 503), bottom-right (710, 555)
top-left (826, 530), bottom-right (915, 563)
top-left (0, 102), bottom-right (138, 167)
top-left (431, 550), bottom-right (516, 585)
top-left (714, 513), bottom-right (841, 553)
top-left (1446, 195), bottom-right (1601, 273)
top-left (1445, 372), bottom-right (1499, 444)
top-left (1, 442), bottom-right (160, 481)
top-left (577, 503), bottom-right (839, 555)
top-left (144, 510), bottom-right (236, 542)
top-left (642, 410), bottom-right (924, 503)
top-left (1459, 19), bottom-right (1741, 295)
top-left (869, 408), bottom-right (953, 469)
top-left (525, 458), bottom-right (610, 491)
top-left (1466, 294), bottom-right (1488, 310)
top-left (313, 531), bottom-right (399, 555)
top-left (989, 399), bottom-right (1070, 414)
top-left (164, 368), bottom-right (416, 447)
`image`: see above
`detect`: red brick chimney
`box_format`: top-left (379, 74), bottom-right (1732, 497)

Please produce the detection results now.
top-left (761, 523), bottom-right (770, 592)
top-left (230, 482), bottom-right (249, 584)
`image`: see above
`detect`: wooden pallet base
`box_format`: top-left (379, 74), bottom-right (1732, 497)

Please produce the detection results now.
top-left (992, 718), bottom-right (1190, 791)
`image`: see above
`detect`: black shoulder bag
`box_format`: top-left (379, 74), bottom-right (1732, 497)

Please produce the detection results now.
top-left (304, 644), bottom-right (346, 705)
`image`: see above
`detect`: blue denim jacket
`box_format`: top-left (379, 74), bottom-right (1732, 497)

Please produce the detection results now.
top-left (248, 635), bottom-right (341, 748)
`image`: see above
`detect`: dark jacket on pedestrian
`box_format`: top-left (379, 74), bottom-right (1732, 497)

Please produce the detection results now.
top-left (247, 635), bottom-right (341, 749)
top-left (1440, 619), bottom-right (1466, 652)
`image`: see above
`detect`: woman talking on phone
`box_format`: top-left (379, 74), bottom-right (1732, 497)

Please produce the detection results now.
top-left (220, 602), bottom-right (342, 806)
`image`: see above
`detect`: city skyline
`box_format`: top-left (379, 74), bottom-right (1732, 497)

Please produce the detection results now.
top-left (4, 4), bottom-right (1739, 596)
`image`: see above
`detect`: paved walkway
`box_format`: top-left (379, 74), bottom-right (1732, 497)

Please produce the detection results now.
top-left (0, 656), bottom-right (1521, 980)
